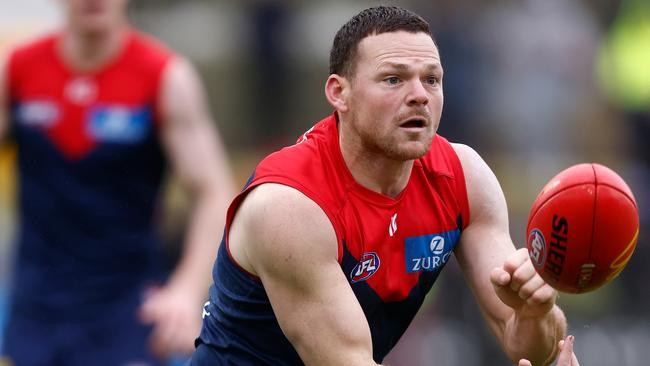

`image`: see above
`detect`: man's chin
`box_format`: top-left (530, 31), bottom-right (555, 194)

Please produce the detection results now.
top-left (388, 142), bottom-right (431, 161)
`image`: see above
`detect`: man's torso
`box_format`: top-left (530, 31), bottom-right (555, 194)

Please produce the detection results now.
top-left (198, 114), bottom-right (470, 364)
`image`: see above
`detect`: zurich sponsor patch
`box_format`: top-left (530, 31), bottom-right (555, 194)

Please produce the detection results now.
top-left (350, 252), bottom-right (381, 283)
top-left (87, 105), bottom-right (151, 143)
top-left (405, 229), bottom-right (460, 273)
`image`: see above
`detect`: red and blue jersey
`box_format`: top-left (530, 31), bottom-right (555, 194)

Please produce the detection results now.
top-left (6, 30), bottom-right (173, 319)
top-left (199, 113), bottom-right (470, 364)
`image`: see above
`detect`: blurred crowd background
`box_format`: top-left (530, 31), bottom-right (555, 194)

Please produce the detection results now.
top-left (1, 0), bottom-right (648, 365)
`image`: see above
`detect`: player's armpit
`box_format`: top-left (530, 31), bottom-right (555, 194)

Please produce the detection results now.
top-left (228, 183), bottom-right (380, 366)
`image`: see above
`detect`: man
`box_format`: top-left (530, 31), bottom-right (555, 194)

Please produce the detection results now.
top-left (0, 0), bottom-right (234, 364)
top-left (192, 6), bottom-right (571, 366)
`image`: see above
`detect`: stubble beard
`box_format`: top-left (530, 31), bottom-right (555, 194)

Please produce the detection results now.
top-left (356, 121), bottom-right (434, 162)
top-left (346, 102), bottom-right (437, 161)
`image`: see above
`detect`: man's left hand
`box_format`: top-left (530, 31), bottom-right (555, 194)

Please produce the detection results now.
top-left (490, 248), bottom-right (557, 318)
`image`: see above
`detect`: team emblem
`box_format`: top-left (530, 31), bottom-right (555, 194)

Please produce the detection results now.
top-left (350, 252), bottom-right (381, 283)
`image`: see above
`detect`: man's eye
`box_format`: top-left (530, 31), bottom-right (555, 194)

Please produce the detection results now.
top-left (425, 76), bottom-right (439, 85)
top-left (385, 77), bottom-right (400, 85)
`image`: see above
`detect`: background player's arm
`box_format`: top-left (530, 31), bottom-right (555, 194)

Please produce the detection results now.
top-left (452, 143), bottom-right (566, 365)
top-left (138, 56), bottom-right (236, 357)
top-left (0, 54), bottom-right (8, 143)
top-left (229, 183), bottom-right (380, 366)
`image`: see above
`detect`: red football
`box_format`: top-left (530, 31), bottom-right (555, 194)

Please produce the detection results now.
top-left (526, 163), bottom-right (639, 293)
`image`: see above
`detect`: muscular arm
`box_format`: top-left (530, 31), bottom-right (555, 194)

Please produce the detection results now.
top-left (452, 143), bottom-right (566, 365)
top-left (139, 56), bottom-right (236, 356)
top-left (229, 183), bottom-right (379, 366)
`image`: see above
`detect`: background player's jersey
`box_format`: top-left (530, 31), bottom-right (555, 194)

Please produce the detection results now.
top-left (6, 30), bottom-right (172, 320)
top-left (198, 113), bottom-right (470, 364)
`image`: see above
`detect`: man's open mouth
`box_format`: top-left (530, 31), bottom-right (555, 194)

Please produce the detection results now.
top-left (400, 118), bottom-right (426, 128)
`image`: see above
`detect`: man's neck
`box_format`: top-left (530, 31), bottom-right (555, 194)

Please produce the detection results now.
top-left (60, 25), bottom-right (128, 71)
top-left (338, 123), bottom-right (414, 199)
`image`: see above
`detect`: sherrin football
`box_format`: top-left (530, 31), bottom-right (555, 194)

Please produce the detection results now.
top-left (526, 163), bottom-right (639, 293)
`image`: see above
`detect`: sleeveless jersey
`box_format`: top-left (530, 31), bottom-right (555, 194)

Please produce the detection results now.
top-left (6, 30), bottom-right (173, 319)
top-left (198, 113), bottom-right (470, 364)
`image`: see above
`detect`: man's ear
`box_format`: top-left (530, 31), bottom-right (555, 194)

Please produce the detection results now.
top-left (324, 74), bottom-right (350, 113)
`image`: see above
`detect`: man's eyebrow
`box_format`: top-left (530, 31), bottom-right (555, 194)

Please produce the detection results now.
top-left (377, 62), bottom-right (442, 72)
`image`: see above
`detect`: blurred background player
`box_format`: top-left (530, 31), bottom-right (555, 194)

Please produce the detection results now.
top-left (0, 0), bottom-right (235, 364)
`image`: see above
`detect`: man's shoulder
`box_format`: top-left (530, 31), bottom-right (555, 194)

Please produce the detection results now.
top-left (256, 116), bottom-right (338, 181)
top-left (6, 32), bottom-right (57, 63)
top-left (417, 134), bottom-right (462, 178)
top-left (3, 32), bottom-right (58, 86)
top-left (245, 182), bottom-right (318, 212)
top-left (130, 30), bottom-right (174, 56)
top-left (122, 30), bottom-right (175, 72)
top-left (446, 142), bottom-right (484, 175)
top-left (244, 115), bottom-right (347, 218)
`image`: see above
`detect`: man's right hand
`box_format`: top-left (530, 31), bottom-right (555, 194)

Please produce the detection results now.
top-left (518, 335), bottom-right (579, 366)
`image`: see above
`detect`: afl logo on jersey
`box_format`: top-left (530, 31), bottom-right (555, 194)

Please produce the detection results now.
top-left (350, 252), bottom-right (381, 283)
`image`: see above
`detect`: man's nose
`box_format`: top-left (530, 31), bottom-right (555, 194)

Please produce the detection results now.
top-left (406, 80), bottom-right (429, 106)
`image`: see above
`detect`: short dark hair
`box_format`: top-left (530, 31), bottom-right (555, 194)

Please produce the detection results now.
top-left (329, 6), bottom-right (433, 77)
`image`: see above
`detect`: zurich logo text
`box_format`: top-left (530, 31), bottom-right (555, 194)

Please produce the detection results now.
top-left (405, 230), bottom-right (460, 273)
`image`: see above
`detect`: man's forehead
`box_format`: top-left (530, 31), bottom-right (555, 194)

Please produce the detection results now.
top-left (357, 31), bottom-right (440, 64)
